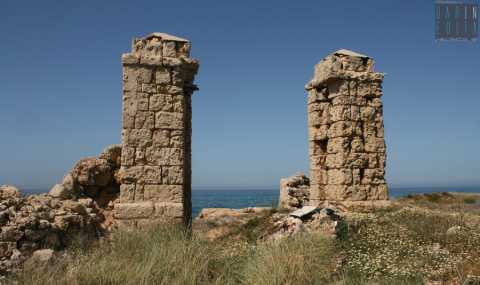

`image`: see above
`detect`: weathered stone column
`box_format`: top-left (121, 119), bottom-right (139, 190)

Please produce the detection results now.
top-left (305, 49), bottom-right (388, 206)
top-left (115, 33), bottom-right (199, 227)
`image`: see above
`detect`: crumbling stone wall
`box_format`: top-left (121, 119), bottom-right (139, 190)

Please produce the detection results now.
top-left (305, 49), bottom-right (388, 205)
top-left (115, 33), bottom-right (199, 227)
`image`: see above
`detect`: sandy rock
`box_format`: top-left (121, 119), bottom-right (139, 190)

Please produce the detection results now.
top-left (0, 185), bottom-right (21, 200)
top-left (30, 249), bottom-right (54, 263)
top-left (72, 158), bottom-right (113, 188)
top-left (49, 184), bottom-right (73, 199)
top-left (446, 225), bottom-right (462, 236)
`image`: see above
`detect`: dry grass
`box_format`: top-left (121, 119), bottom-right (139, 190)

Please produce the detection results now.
top-left (10, 192), bottom-right (480, 285)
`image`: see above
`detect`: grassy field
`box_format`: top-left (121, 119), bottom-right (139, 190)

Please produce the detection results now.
top-left (12, 193), bottom-right (480, 285)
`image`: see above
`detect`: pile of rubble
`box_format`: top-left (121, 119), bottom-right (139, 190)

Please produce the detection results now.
top-left (0, 145), bottom-right (122, 274)
top-left (194, 205), bottom-right (344, 242)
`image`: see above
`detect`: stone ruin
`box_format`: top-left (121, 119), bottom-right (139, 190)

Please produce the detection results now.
top-left (279, 49), bottom-right (388, 209)
top-left (115, 33), bottom-right (199, 227)
top-left (306, 49), bottom-right (388, 206)
top-left (0, 35), bottom-right (392, 272)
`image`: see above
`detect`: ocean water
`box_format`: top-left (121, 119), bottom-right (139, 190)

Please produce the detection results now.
top-left (23, 186), bottom-right (480, 218)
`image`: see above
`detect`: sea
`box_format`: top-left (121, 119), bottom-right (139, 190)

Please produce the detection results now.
top-left (22, 186), bottom-right (480, 218)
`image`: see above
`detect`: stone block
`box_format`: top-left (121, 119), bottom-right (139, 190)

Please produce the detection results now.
top-left (332, 95), bottom-right (366, 106)
top-left (362, 169), bottom-right (386, 185)
top-left (327, 137), bottom-right (350, 154)
top-left (123, 113), bottom-right (135, 129)
top-left (307, 102), bottom-right (329, 113)
top-left (123, 129), bottom-right (153, 148)
top-left (329, 105), bottom-right (351, 122)
top-left (347, 153), bottom-right (368, 169)
top-left (134, 111), bottom-right (155, 129)
top-left (144, 185), bottom-right (183, 203)
top-left (368, 98), bottom-right (383, 108)
top-left (155, 68), bottom-right (171, 85)
top-left (155, 202), bottom-right (184, 218)
top-left (150, 94), bottom-right (173, 112)
top-left (121, 146), bottom-right (135, 167)
top-left (309, 125), bottom-right (329, 141)
top-left (327, 169), bottom-right (352, 185)
top-left (324, 185), bottom-right (348, 200)
top-left (325, 153), bottom-right (346, 169)
top-left (162, 166), bottom-right (184, 185)
top-left (141, 166), bottom-right (163, 184)
top-left (142, 83), bottom-right (156, 93)
top-left (350, 137), bottom-right (364, 152)
top-left (119, 166), bottom-right (144, 184)
top-left (357, 81), bottom-right (371, 97)
top-left (114, 202), bottom-right (154, 219)
top-left (346, 185), bottom-right (368, 201)
top-left (155, 111), bottom-right (183, 129)
top-left (367, 153), bottom-right (379, 168)
top-left (170, 130), bottom-right (184, 148)
top-left (310, 169), bottom-right (327, 185)
top-left (308, 110), bottom-right (330, 126)
top-left (123, 95), bottom-right (138, 117)
top-left (360, 106), bottom-right (376, 122)
top-left (327, 121), bottom-right (352, 138)
top-left (135, 148), bottom-right (146, 165)
top-left (364, 135), bottom-right (386, 153)
top-left (122, 53), bottom-right (140, 65)
top-left (153, 129), bottom-right (171, 147)
top-left (146, 147), bottom-right (183, 166)
top-left (310, 155), bottom-right (326, 169)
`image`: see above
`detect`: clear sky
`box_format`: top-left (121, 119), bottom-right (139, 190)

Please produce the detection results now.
top-left (1, 1), bottom-right (479, 190)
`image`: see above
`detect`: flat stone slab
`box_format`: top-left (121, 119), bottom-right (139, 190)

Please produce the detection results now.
top-left (289, 206), bottom-right (319, 218)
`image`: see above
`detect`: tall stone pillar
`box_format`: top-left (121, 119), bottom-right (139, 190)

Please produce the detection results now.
top-left (305, 49), bottom-right (388, 206)
top-left (115, 33), bottom-right (199, 227)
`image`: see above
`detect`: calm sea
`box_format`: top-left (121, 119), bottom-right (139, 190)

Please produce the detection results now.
top-left (22, 187), bottom-right (480, 218)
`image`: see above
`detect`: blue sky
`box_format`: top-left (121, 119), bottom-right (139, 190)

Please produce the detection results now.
top-left (0, 1), bottom-right (479, 190)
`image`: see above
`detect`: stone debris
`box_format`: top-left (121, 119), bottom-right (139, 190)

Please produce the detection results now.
top-left (0, 145), bottom-right (122, 274)
top-left (262, 207), bottom-right (343, 241)
top-left (289, 206), bottom-right (319, 218)
top-left (305, 49), bottom-right (389, 205)
top-left (279, 173), bottom-right (310, 209)
top-left (117, 32), bottom-right (199, 227)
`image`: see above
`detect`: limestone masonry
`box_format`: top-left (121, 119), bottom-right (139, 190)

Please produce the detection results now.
top-left (115, 33), bottom-right (199, 226)
top-left (305, 49), bottom-right (388, 205)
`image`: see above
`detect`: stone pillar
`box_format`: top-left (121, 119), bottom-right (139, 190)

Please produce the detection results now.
top-left (115, 33), bottom-right (199, 227)
top-left (305, 49), bottom-right (388, 206)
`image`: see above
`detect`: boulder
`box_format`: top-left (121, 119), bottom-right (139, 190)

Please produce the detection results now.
top-left (49, 184), bottom-right (72, 200)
